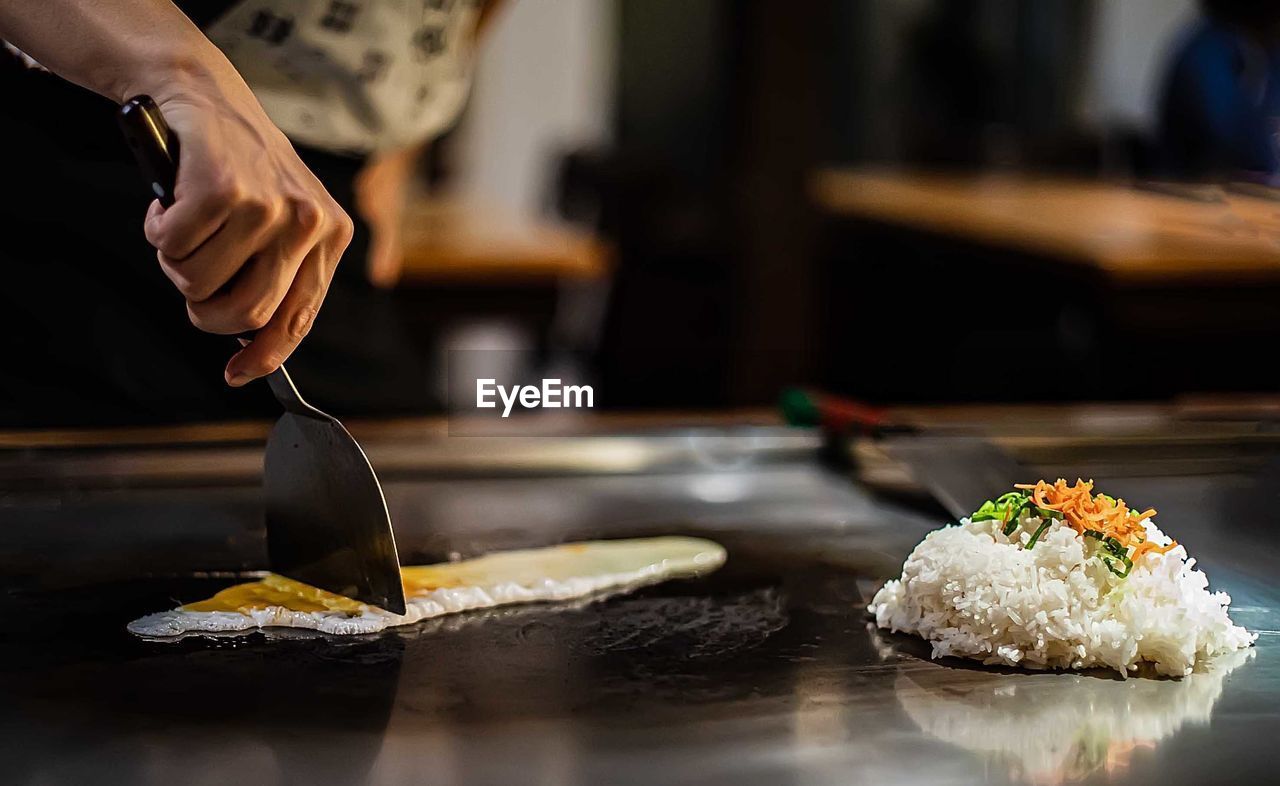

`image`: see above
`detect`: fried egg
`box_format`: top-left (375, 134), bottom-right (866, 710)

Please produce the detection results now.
top-left (128, 536), bottom-right (727, 637)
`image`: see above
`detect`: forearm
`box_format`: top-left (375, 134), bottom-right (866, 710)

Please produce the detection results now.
top-left (0, 0), bottom-right (231, 103)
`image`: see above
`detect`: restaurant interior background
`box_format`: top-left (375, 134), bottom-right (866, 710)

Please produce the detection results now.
top-left (364, 0), bottom-right (1280, 422)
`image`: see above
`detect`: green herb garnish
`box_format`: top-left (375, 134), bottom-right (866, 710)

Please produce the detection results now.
top-left (971, 492), bottom-right (1059, 539)
top-left (1102, 554), bottom-right (1133, 578)
top-left (1085, 531), bottom-right (1134, 577)
top-left (1026, 518), bottom-right (1053, 549)
top-left (971, 492), bottom-right (1029, 523)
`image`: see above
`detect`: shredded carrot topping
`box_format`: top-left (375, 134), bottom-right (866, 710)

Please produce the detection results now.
top-left (1013, 478), bottom-right (1177, 560)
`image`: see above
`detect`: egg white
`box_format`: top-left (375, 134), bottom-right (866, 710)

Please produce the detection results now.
top-left (128, 536), bottom-right (727, 637)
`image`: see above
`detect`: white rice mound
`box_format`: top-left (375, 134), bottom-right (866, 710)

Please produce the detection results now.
top-left (869, 516), bottom-right (1256, 677)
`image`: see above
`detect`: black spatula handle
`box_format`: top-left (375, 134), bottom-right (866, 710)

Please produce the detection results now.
top-left (117, 95), bottom-right (179, 209)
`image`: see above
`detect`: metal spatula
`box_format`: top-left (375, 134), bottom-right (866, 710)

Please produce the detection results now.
top-left (782, 388), bottom-right (1030, 520)
top-left (118, 96), bottom-right (406, 614)
top-left (878, 435), bottom-right (1029, 520)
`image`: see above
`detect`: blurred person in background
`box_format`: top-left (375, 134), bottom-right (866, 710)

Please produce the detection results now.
top-left (0, 1), bottom-right (500, 426)
top-left (1158, 0), bottom-right (1280, 180)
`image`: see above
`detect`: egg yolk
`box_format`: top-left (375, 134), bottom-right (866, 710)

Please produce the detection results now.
top-left (181, 567), bottom-right (464, 614)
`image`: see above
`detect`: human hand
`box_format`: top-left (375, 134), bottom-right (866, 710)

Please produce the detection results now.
top-left (355, 144), bottom-right (424, 289)
top-left (140, 68), bottom-right (353, 387)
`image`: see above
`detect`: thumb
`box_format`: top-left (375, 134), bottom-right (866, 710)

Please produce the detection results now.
top-left (143, 199), bottom-right (168, 246)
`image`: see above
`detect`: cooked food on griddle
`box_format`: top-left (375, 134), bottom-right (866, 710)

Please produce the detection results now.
top-left (129, 537), bottom-right (726, 638)
top-left (869, 479), bottom-right (1255, 676)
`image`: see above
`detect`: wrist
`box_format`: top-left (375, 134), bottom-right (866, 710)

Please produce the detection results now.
top-left (106, 35), bottom-right (234, 106)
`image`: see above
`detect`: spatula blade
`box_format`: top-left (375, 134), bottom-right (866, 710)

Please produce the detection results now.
top-left (265, 412), bottom-right (406, 615)
top-left (879, 435), bottom-right (1028, 521)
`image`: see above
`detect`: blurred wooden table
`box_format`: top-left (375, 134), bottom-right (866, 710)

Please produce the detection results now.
top-left (399, 197), bottom-right (611, 284)
top-left (813, 169), bottom-right (1280, 286)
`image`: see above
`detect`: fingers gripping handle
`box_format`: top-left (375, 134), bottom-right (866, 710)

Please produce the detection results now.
top-left (118, 95), bottom-right (295, 396)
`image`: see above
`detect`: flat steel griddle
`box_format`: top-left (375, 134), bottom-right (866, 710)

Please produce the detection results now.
top-left (1, 425), bottom-right (1278, 785)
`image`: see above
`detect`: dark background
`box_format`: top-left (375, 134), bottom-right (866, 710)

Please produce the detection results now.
top-left (5, 0), bottom-right (1279, 425)
top-left (570, 0), bottom-right (1280, 409)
